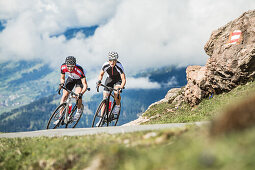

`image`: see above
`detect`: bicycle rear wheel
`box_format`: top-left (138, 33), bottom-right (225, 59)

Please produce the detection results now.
top-left (65, 104), bottom-right (83, 128)
top-left (46, 103), bottom-right (66, 129)
top-left (92, 99), bottom-right (107, 127)
top-left (109, 102), bottom-right (121, 126)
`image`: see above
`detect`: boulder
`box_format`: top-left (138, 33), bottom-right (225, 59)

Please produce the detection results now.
top-left (184, 10), bottom-right (255, 106)
top-left (147, 88), bottom-right (182, 110)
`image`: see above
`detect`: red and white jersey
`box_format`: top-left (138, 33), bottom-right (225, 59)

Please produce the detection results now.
top-left (61, 64), bottom-right (85, 79)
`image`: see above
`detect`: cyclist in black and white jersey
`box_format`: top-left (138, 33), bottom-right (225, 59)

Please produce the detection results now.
top-left (96, 52), bottom-right (126, 124)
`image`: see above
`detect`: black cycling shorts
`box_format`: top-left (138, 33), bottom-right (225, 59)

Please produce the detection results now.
top-left (65, 77), bottom-right (83, 91)
top-left (104, 77), bottom-right (122, 92)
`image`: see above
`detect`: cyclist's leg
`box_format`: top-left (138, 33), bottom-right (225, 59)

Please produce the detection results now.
top-left (113, 80), bottom-right (122, 115)
top-left (101, 77), bottom-right (113, 116)
top-left (113, 80), bottom-right (122, 105)
top-left (58, 77), bottom-right (74, 118)
top-left (75, 79), bottom-right (83, 109)
top-left (72, 79), bottom-right (84, 121)
top-left (61, 77), bottom-right (75, 104)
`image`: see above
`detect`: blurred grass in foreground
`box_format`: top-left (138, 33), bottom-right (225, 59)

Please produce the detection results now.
top-left (1, 125), bottom-right (255, 170)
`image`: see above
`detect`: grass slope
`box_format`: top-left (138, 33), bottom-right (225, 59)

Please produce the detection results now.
top-left (143, 80), bottom-right (255, 124)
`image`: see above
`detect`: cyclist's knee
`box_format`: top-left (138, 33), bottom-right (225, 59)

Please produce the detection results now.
top-left (114, 94), bottom-right (121, 100)
top-left (103, 91), bottom-right (110, 99)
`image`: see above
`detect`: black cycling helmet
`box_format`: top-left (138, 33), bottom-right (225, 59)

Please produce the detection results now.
top-left (65, 56), bottom-right (76, 65)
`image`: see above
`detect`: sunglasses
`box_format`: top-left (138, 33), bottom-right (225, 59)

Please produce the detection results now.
top-left (67, 65), bottom-right (75, 68)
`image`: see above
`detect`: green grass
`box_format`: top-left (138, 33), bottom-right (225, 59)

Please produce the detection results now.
top-left (143, 80), bottom-right (255, 124)
top-left (1, 125), bottom-right (255, 170)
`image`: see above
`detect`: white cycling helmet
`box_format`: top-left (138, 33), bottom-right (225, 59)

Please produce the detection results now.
top-left (108, 51), bottom-right (118, 61)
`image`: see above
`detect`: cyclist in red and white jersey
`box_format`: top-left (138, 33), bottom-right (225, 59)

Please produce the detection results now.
top-left (55, 56), bottom-right (88, 124)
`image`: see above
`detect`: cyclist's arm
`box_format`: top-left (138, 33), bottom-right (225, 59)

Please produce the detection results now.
top-left (120, 73), bottom-right (126, 89)
top-left (60, 73), bottom-right (65, 85)
top-left (98, 70), bottom-right (105, 82)
top-left (81, 77), bottom-right (88, 94)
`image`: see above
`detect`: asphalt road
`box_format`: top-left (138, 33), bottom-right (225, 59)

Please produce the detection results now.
top-left (0, 121), bottom-right (209, 138)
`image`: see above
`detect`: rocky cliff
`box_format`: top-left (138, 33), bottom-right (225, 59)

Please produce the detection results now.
top-left (124, 10), bottom-right (255, 126)
top-left (184, 10), bottom-right (255, 106)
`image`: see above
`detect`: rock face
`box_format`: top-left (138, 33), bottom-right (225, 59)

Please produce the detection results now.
top-left (147, 88), bottom-right (182, 110)
top-left (184, 10), bottom-right (255, 106)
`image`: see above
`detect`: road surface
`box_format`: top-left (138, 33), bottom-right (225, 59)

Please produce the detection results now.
top-left (0, 121), bottom-right (209, 138)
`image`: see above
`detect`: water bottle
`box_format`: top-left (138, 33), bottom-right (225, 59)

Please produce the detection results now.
top-left (108, 101), bottom-right (112, 112)
top-left (68, 104), bottom-right (72, 114)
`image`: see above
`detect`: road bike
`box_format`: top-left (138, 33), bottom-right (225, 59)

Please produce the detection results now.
top-left (46, 85), bottom-right (90, 129)
top-left (92, 84), bottom-right (124, 127)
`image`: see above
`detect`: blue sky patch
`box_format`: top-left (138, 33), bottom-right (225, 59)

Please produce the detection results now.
top-left (0, 20), bottom-right (6, 32)
top-left (52, 25), bottom-right (98, 40)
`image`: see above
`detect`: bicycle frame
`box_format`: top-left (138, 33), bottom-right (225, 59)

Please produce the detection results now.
top-left (58, 86), bottom-right (79, 124)
top-left (58, 85), bottom-right (89, 126)
top-left (96, 84), bottom-right (122, 126)
top-left (63, 93), bottom-right (77, 124)
top-left (47, 85), bottom-right (90, 129)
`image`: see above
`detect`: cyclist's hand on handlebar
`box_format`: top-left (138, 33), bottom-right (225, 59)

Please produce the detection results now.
top-left (96, 80), bottom-right (101, 92)
top-left (118, 88), bottom-right (123, 93)
top-left (57, 83), bottom-right (64, 95)
top-left (96, 80), bottom-right (101, 86)
top-left (59, 83), bottom-right (64, 89)
top-left (78, 93), bottom-right (83, 99)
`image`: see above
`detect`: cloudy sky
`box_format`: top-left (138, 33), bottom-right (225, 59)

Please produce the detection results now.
top-left (0, 0), bottom-right (255, 88)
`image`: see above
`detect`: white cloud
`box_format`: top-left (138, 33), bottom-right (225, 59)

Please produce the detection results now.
top-left (0, 0), bottom-right (255, 76)
top-left (126, 77), bottom-right (160, 89)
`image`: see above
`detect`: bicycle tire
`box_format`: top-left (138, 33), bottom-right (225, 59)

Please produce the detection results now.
top-left (109, 102), bottom-right (121, 126)
top-left (65, 104), bottom-right (83, 128)
top-left (46, 103), bottom-right (67, 129)
top-left (92, 99), bottom-right (107, 127)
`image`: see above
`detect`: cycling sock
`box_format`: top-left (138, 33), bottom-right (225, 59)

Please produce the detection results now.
top-left (114, 105), bottom-right (120, 114)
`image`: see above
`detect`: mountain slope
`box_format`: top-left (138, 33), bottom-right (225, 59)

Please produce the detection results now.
top-left (0, 60), bottom-right (58, 114)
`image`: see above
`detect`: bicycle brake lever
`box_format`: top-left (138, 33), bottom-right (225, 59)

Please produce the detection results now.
top-left (57, 88), bottom-right (61, 95)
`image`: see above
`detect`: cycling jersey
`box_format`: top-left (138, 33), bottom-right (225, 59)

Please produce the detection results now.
top-left (101, 61), bottom-right (124, 80)
top-left (61, 64), bottom-right (85, 79)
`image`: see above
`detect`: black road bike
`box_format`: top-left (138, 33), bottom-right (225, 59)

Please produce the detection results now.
top-left (46, 85), bottom-right (90, 129)
top-left (92, 84), bottom-right (124, 127)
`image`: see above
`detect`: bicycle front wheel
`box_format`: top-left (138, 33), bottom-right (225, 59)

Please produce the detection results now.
top-left (46, 103), bottom-right (67, 129)
top-left (92, 99), bottom-right (107, 127)
top-left (65, 104), bottom-right (83, 128)
top-left (109, 102), bottom-right (121, 126)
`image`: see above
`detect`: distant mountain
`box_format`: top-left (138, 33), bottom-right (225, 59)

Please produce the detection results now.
top-left (0, 60), bottom-right (58, 114)
top-left (135, 66), bottom-right (187, 86)
top-left (0, 59), bottom-right (187, 132)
